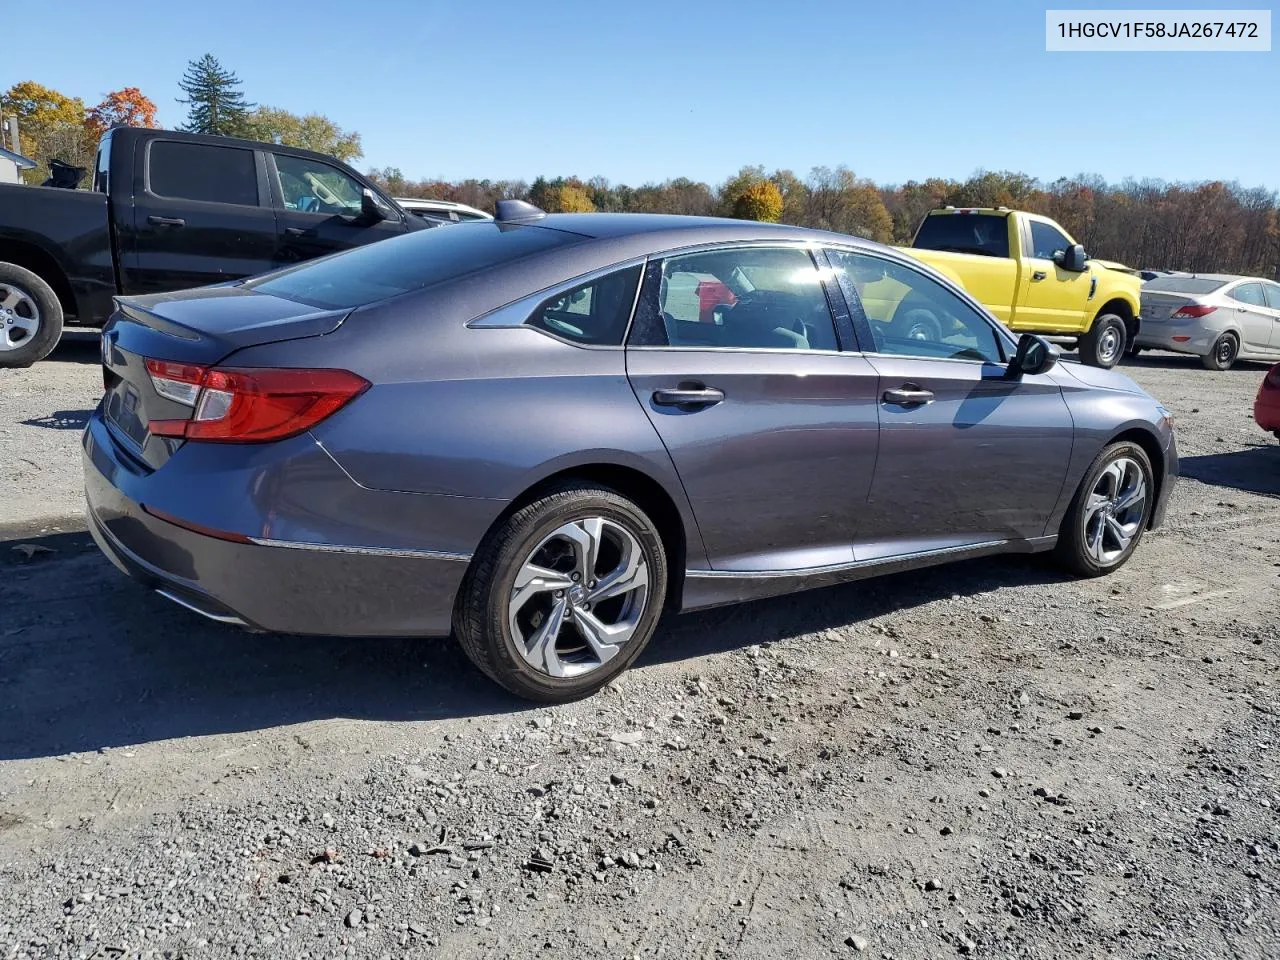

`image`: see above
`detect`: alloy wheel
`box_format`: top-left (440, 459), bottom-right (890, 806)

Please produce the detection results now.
top-left (0, 284), bottom-right (40, 353)
top-left (508, 517), bottom-right (650, 679)
top-left (1082, 457), bottom-right (1147, 565)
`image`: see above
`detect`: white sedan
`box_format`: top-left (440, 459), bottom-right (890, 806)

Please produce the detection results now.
top-left (1137, 273), bottom-right (1280, 369)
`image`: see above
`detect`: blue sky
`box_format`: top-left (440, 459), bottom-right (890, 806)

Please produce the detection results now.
top-left (6, 0), bottom-right (1277, 188)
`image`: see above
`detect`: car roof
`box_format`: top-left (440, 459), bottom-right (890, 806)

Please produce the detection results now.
top-left (528, 212), bottom-right (871, 248)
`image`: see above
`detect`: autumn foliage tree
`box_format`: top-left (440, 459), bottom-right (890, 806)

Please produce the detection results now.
top-left (85, 87), bottom-right (158, 137)
top-left (245, 106), bottom-right (362, 162)
top-left (0, 81), bottom-right (92, 182)
top-left (732, 181), bottom-right (783, 222)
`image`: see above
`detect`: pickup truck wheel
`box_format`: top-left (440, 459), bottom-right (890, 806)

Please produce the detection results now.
top-left (1078, 313), bottom-right (1126, 369)
top-left (0, 263), bottom-right (63, 369)
top-left (891, 307), bottom-right (942, 343)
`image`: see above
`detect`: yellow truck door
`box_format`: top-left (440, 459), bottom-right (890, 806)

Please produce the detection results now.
top-left (1015, 217), bottom-right (1093, 332)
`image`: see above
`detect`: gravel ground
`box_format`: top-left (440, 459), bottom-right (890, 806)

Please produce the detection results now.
top-left (1, 341), bottom-right (1278, 960)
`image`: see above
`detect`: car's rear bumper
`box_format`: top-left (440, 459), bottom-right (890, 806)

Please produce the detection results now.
top-left (1134, 320), bottom-right (1214, 355)
top-left (83, 411), bottom-right (474, 637)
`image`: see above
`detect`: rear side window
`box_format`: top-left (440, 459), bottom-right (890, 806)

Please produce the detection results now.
top-left (631, 246), bottom-right (839, 351)
top-left (246, 222), bottom-right (581, 309)
top-left (1228, 282), bottom-right (1266, 306)
top-left (149, 141), bottom-right (258, 206)
top-left (913, 214), bottom-right (1010, 258)
top-left (525, 264), bottom-right (642, 345)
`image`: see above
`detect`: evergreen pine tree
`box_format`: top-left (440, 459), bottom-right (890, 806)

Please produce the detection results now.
top-left (176, 54), bottom-right (254, 136)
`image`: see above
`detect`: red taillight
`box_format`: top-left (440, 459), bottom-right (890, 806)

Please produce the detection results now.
top-left (147, 364), bottom-right (369, 443)
top-left (1170, 305), bottom-right (1216, 319)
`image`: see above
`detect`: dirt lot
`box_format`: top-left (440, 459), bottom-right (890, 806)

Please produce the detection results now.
top-left (1, 340), bottom-right (1277, 960)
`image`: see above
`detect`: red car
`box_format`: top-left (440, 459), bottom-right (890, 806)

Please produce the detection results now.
top-left (1256, 363), bottom-right (1280, 439)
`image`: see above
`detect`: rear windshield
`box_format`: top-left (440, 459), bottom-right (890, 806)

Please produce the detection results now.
top-left (246, 222), bottom-right (581, 309)
top-left (1142, 276), bottom-right (1228, 294)
top-left (913, 213), bottom-right (1010, 258)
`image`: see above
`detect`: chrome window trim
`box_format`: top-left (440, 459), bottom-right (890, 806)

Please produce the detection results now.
top-left (626, 345), bottom-right (854, 358)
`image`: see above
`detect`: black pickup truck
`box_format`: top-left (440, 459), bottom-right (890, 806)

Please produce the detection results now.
top-left (0, 127), bottom-right (422, 367)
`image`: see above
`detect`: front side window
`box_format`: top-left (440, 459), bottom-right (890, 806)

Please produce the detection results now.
top-left (1029, 220), bottom-right (1071, 261)
top-left (275, 154), bottom-right (363, 215)
top-left (148, 141), bottom-right (258, 206)
top-left (525, 264), bottom-right (643, 345)
top-left (1229, 282), bottom-right (1266, 307)
top-left (633, 246), bottom-right (839, 351)
top-left (827, 248), bottom-right (1004, 363)
top-left (1264, 284), bottom-right (1280, 310)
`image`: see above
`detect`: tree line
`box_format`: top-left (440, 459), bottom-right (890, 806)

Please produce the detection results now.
top-left (4, 55), bottom-right (1276, 277)
top-left (370, 165), bottom-right (1279, 278)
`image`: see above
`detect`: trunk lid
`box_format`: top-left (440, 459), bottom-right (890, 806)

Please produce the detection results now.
top-left (1139, 292), bottom-right (1197, 323)
top-left (100, 286), bottom-right (349, 470)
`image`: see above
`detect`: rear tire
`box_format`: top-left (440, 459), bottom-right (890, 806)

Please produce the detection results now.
top-left (1054, 441), bottom-right (1154, 577)
top-left (1078, 313), bottom-right (1126, 369)
top-left (1200, 332), bottom-right (1239, 371)
top-left (453, 483), bottom-right (668, 703)
top-left (0, 262), bottom-right (63, 369)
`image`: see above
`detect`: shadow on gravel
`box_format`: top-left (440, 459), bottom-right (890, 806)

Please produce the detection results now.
top-left (0, 526), bottom-right (1068, 761)
top-left (1181, 446), bottom-right (1280, 497)
top-left (1123, 352), bottom-right (1273, 373)
top-left (21, 409), bottom-right (92, 430)
top-left (45, 330), bottom-right (102, 364)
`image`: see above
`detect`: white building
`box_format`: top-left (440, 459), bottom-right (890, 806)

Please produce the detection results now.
top-left (0, 146), bottom-right (36, 185)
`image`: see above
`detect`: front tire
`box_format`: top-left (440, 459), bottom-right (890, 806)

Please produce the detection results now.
top-left (0, 262), bottom-right (63, 368)
top-left (1054, 441), bottom-right (1154, 577)
top-left (1078, 313), bottom-right (1126, 369)
top-left (454, 483), bottom-right (668, 702)
top-left (1200, 332), bottom-right (1239, 371)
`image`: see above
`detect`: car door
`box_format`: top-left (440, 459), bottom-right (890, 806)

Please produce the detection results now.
top-left (1264, 283), bottom-right (1280, 351)
top-left (825, 247), bottom-right (1074, 560)
top-left (122, 137), bottom-right (278, 295)
top-left (1015, 218), bottom-right (1094, 332)
top-left (1226, 282), bottom-right (1273, 354)
top-left (268, 152), bottom-right (407, 266)
top-left (624, 243), bottom-right (880, 572)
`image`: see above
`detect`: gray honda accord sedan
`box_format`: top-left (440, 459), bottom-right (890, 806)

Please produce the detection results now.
top-left (85, 204), bottom-right (1177, 702)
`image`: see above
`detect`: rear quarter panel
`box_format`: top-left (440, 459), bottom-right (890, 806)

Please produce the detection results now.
top-left (231, 300), bottom-right (711, 568)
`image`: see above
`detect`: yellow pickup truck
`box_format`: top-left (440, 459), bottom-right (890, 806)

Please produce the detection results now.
top-left (901, 207), bottom-right (1142, 368)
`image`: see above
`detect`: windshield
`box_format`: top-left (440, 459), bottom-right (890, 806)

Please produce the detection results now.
top-left (245, 222), bottom-right (582, 309)
top-left (913, 213), bottom-right (1010, 258)
top-left (1142, 276), bottom-right (1228, 294)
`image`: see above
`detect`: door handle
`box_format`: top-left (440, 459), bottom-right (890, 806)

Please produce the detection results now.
top-left (284, 226), bottom-right (310, 237)
top-left (147, 215), bottom-right (185, 227)
top-left (882, 386), bottom-right (935, 406)
top-left (1031, 270), bottom-right (1047, 281)
top-left (652, 386), bottom-right (725, 408)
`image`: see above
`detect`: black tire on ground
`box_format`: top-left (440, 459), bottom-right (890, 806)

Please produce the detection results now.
top-left (1200, 332), bottom-right (1239, 371)
top-left (1077, 313), bottom-right (1127, 368)
top-left (453, 483), bottom-right (668, 703)
top-left (0, 262), bottom-right (64, 369)
top-left (1054, 440), bottom-right (1154, 578)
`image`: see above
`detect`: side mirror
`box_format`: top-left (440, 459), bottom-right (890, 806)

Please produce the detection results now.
top-left (360, 188), bottom-right (389, 222)
top-left (1010, 333), bottom-right (1057, 376)
top-left (1052, 243), bottom-right (1088, 272)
